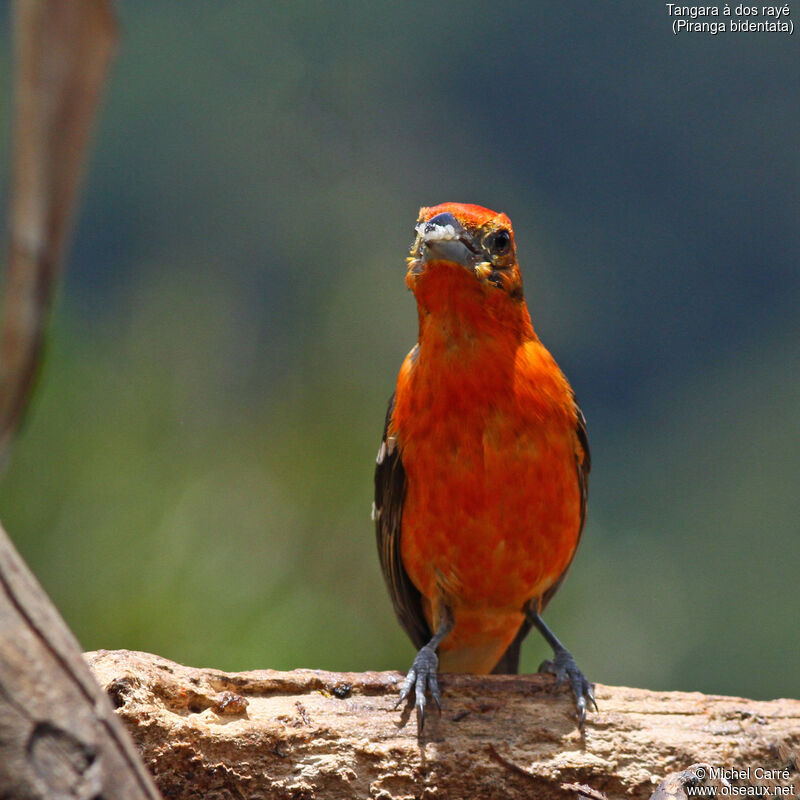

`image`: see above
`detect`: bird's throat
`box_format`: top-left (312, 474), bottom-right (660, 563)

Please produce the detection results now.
top-left (413, 262), bottom-right (535, 349)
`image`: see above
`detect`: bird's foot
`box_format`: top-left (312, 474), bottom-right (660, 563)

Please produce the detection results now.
top-left (539, 646), bottom-right (597, 728)
top-left (396, 644), bottom-right (441, 731)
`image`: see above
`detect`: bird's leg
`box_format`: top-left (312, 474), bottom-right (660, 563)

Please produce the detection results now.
top-left (527, 607), bottom-right (597, 727)
top-left (396, 605), bottom-right (454, 731)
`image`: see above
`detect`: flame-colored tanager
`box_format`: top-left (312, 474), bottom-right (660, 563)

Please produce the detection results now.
top-left (374, 202), bottom-right (595, 729)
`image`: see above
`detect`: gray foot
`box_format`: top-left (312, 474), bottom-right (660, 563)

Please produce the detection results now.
top-left (397, 644), bottom-right (441, 731)
top-left (540, 646), bottom-right (597, 727)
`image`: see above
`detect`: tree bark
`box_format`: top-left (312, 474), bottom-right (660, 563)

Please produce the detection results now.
top-left (85, 648), bottom-right (800, 800)
top-left (0, 526), bottom-right (162, 799)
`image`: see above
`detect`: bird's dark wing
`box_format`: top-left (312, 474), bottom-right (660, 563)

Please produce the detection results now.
top-left (540, 397), bottom-right (591, 609)
top-left (575, 401), bottom-right (591, 527)
top-left (492, 398), bottom-right (591, 674)
top-left (374, 392), bottom-right (430, 651)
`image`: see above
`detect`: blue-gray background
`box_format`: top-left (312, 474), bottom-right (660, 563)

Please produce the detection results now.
top-left (0, 2), bottom-right (797, 699)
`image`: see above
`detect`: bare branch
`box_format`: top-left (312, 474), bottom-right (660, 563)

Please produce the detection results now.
top-left (0, 0), bottom-right (117, 465)
top-left (0, 523), bottom-right (161, 797)
top-left (86, 649), bottom-right (800, 800)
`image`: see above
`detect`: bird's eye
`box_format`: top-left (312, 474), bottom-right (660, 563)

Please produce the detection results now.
top-left (486, 229), bottom-right (511, 256)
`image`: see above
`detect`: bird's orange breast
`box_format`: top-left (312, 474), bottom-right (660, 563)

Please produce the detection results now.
top-left (391, 267), bottom-right (582, 671)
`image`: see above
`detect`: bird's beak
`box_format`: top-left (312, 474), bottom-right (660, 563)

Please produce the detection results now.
top-left (416, 212), bottom-right (481, 269)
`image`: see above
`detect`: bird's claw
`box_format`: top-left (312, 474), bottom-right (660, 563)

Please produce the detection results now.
top-left (396, 644), bottom-right (441, 731)
top-left (539, 647), bottom-right (597, 727)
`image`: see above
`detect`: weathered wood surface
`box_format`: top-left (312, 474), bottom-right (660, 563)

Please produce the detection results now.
top-left (86, 648), bottom-right (800, 800)
top-left (0, 525), bottom-right (161, 798)
top-left (0, 2), bottom-right (163, 795)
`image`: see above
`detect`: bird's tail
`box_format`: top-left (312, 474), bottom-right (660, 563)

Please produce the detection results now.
top-left (490, 618), bottom-right (532, 674)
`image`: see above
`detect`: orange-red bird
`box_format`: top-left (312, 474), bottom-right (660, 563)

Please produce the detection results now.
top-left (374, 202), bottom-right (595, 729)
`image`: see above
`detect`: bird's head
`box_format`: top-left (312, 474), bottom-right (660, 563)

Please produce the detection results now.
top-left (406, 203), bottom-right (525, 307)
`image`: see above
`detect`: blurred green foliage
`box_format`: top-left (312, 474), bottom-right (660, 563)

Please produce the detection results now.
top-left (0, 2), bottom-right (797, 700)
